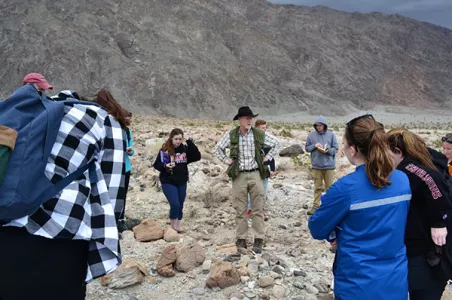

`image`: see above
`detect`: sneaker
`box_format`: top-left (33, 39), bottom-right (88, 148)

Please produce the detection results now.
top-left (247, 209), bottom-right (252, 218)
top-left (235, 239), bottom-right (247, 249)
top-left (307, 207), bottom-right (317, 215)
top-left (253, 238), bottom-right (264, 254)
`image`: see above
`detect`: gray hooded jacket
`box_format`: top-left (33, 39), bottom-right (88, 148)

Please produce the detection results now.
top-left (305, 116), bottom-right (338, 169)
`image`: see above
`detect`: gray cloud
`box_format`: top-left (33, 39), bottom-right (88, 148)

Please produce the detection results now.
top-left (268, 0), bottom-right (452, 28)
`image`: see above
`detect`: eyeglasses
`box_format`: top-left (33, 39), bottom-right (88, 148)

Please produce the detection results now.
top-left (442, 137), bottom-right (452, 143)
top-left (346, 114), bottom-right (375, 145)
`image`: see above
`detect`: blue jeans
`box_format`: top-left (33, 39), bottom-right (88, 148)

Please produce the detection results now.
top-left (248, 178), bottom-right (268, 210)
top-left (161, 183), bottom-right (187, 220)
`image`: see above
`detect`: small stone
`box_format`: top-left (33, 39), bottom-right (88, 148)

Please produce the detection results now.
top-left (212, 286), bottom-right (221, 292)
top-left (248, 281), bottom-right (255, 289)
top-left (187, 272), bottom-right (196, 279)
top-left (293, 269), bottom-right (307, 277)
top-left (293, 280), bottom-right (304, 290)
top-left (247, 261), bottom-right (259, 275)
top-left (302, 204), bottom-right (309, 209)
top-left (224, 253), bottom-right (242, 262)
top-left (305, 284), bottom-right (319, 295)
top-left (272, 285), bottom-right (286, 299)
top-left (272, 265), bottom-right (285, 275)
top-left (294, 222), bottom-right (302, 227)
top-left (147, 277), bottom-right (158, 285)
top-left (192, 287), bottom-right (205, 295)
top-left (269, 271), bottom-right (281, 279)
top-left (278, 224), bottom-right (288, 230)
top-left (258, 275), bottom-right (275, 288)
top-left (245, 292), bottom-right (256, 299)
top-left (241, 276), bottom-right (250, 284)
top-left (230, 298), bottom-right (240, 300)
top-left (314, 280), bottom-right (330, 293)
top-left (202, 260), bottom-right (212, 274)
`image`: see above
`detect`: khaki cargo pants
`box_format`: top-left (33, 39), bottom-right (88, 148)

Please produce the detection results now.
top-left (312, 169), bottom-right (334, 209)
top-left (232, 171), bottom-right (265, 240)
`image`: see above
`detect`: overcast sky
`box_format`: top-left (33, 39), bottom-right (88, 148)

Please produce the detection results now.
top-left (268, 0), bottom-right (452, 29)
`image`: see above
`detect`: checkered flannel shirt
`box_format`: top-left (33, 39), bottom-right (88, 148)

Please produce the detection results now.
top-left (213, 127), bottom-right (280, 171)
top-left (5, 104), bottom-right (126, 282)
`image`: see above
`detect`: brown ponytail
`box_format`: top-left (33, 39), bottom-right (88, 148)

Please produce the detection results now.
top-left (92, 89), bottom-right (130, 127)
top-left (162, 128), bottom-right (184, 157)
top-left (387, 129), bottom-right (436, 170)
top-left (345, 116), bottom-right (394, 188)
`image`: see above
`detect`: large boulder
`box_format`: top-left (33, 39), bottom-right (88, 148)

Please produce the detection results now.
top-left (163, 227), bottom-right (180, 242)
top-left (132, 218), bottom-right (164, 242)
top-left (206, 261), bottom-right (240, 289)
top-left (101, 259), bottom-right (148, 289)
top-left (279, 144), bottom-right (305, 157)
top-left (175, 243), bottom-right (206, 272)
top-left (157, 245), bottom-right (177, 277)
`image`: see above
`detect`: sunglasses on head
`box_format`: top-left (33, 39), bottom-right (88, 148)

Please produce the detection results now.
top-left (346, 114), bottom-right (375, 127)
top-left (346, 114), bottom-right (375, 145)
top-left (442, 137), bottom-right (452, 143)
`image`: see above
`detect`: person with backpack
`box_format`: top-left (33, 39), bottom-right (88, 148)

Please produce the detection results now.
top-left (213, 106), bottom-right (280, 253)
top-left (309, 114), bottom-right (412, 300)
top-left (91, 89), bottom-right (132, 229)
top-left (388, 129), bottom-right (452, 300)
top-left (22, 72), bottom-right (53, 94)
top-left (247, 119), bottom-right (276, 221)
top-left (153, 128), bottom-right (201, 233)
top-left (305, 115), bottom-right (339, 215)
top-left (0, 82), bottom-right (126, 299)
top-left (119, 111), bottom-right (135, 230)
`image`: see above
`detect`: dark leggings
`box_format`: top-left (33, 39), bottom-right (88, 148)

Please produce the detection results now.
top-left (0, 226), bottom-right (89, 300)
top-left (408, 255), bottom-right (447, 300)
top-left (119, 171), bottom-right (131, 220)
top-left (161, 183), bottom-right (187, 220)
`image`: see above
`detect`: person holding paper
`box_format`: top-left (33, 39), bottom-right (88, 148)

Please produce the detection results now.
top-left (305, 115), bottom-right (339, 215)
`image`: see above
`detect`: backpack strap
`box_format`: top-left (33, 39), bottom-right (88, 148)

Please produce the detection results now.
top-left (35, 162), bottom-right (97, 208)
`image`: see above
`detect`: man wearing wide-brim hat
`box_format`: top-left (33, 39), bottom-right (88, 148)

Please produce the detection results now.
top-left (213, 106), bottom-right (280, 253)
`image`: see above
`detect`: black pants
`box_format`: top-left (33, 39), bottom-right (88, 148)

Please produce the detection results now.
top-left (408, 255), bottom-right (447, 300)
top-left (119, 171), bottom-right (131, 220)
top-left (0, 226), bottom-right (89, 300)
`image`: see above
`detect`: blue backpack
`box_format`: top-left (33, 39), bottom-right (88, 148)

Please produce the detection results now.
top-left (0, 84), bottom-right (98, 223)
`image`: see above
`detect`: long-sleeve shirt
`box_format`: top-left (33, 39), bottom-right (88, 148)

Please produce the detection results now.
top-left (4, 104), bottom-right (126, 283)
top-left (213, 127), bottom-right (279, 171)
top-left (309, 165), bottom-right (411, 299)
top-left (125, 128), bottom-right (135, 173)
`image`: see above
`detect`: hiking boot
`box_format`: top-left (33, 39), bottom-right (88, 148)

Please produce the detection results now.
top-left (307, 207), bottom-right (317, 215)
top-left (253, 238), bottom-right (264, 254)
top-left (117, 219), bottom-right (128, 233)
top-left (236, 239), bottom-right (247, 249)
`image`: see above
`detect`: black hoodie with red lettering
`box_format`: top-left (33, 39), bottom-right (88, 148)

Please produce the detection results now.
top-left (397, 157), bottom-right (452, 257)
top-left (153, 140), bottom-right (201, 185)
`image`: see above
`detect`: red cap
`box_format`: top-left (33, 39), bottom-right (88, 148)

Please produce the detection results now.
top-left (23, 73), bottom-right (53, 90)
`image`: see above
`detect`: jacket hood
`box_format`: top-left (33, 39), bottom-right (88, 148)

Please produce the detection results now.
top-left (313, 115), bottom-right (328, 131)
top-left (428, 147), bottom-right (449, 176)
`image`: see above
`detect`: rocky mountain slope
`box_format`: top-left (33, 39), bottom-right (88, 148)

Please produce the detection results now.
top-left (84, 116), bottom-right (452, 300)
top-left (0, 0), bottom-right (451, 118)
